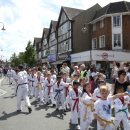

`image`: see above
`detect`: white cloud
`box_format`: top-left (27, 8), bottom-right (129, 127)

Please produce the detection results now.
top-left (0, 0), bottom-right (126, 61)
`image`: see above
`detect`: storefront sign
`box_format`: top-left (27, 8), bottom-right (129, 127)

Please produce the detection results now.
top-left (48, 54), bottom-right (56, 62)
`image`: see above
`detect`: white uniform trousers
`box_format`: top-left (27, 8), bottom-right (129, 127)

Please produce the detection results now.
top-left (17, 84), bottom-right (31, 110)
top-left (35, 87), bottom-right (44, 102)
top-left (114, 110), bottom-right (130, 130)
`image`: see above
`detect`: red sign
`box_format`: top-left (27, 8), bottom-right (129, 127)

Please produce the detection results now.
top-left (102, 52), bottom-right (108, 59)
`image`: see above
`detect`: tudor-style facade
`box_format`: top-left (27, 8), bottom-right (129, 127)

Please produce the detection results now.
top-left (33, 37), bottom-right (41, 64)
top-left (56, 6), bottom-right (83, 66)
top-left (41, 28), bottom-right (49, 64)
top-left (47, 20), bottom-right (57, 64)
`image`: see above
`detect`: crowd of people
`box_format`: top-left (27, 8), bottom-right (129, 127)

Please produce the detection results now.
top-left (2, 61), bottom-right (130, 130)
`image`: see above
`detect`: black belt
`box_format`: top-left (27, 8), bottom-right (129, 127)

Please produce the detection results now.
top-left (16, 83), bottom-right (28, 95)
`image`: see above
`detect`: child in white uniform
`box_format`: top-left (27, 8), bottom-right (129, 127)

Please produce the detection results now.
top-left (69, 81), bottom-right (82, 130)
top-left (80, 82), bottom-right (94, 130)
top-left (94, 85), bottom-right (130, 130)
top-left (113, 87), bottom-right (130, 130)
top-left (35, 71), bottom-right (45, 104)
top-left (53, 75), bottom-right (69, 113)
top-left (44, 71), bottom-right (55, 105)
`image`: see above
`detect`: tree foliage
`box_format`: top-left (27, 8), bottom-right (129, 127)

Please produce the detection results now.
top-left (9, 41), bottom-right (36, 67)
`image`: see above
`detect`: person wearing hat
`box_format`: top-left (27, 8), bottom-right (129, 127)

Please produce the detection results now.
top-left (16, 65), bottom-right (32, 113)
top-left (69, 80), bottom-right (82, 130)
top-left (53, 75), bottom-right (69, 113)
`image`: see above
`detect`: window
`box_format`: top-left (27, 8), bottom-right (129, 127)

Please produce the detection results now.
top-left (113, 34), bottom-right (121, 47)
top-left (100, 19), bottom-right (104, 28)
top-left (99, 35), bottom-right (105, 48)
top-left (113, 15), bottom-right (121, 27)
top-left (93, 23), bottom-right (96, 31)
top-left (92, 38), bottom-right (97, 49)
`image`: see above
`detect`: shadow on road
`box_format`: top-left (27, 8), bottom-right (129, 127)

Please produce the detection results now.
top-left (3, 95), bottom-right (16, 99)
top-left (0, 111), bottom-right (29, 120)
top-left (45, 109), bottom-right (65, 120)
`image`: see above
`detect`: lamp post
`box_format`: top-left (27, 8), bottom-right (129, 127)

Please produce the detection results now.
top-left (0, 22), bottom-right (6, 31)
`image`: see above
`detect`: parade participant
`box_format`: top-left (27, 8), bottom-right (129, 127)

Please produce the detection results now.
top-left (27, 68), bottom-right (32, 96)
top-left (35, 71), bottom-right (45, 105)
top-left (53, 75), bottom-right (69, 113)
top-left (80, 82), bottom-right (94, 130)
top-left (51, 69), bottom-right (57, 83)
top-left (44, 71), bottom-right (55, 106)
top-left (7, 66), bottom-right (16, 85)
top-left (62, 72), bottom-right (71, 110)
top-left (112, 87), bottom-right (130, 130)
top-left (29, 68), bottom-right (37, 99)
top-left (94, 85), bottom-right (129, 130)
top-left (16, 65), bottom-right (32, 113)
top-left (69, 81), bottom-right (82, 130)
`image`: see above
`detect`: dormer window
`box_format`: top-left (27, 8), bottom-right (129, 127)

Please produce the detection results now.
top-left (113, 15), bottom-right (121, 27)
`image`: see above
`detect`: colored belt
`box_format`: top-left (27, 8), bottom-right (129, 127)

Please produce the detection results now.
top-left (116, 108), bottom-right (128, 119)
top-left (72, 98), bottom-right (79, 112)
top-left (54, 89), bottom-right (63, 99)
top-left (97, 116), bottom-right (115, 130)
top-left (16, 83), bottom-right (28, 94)
top-left (47, 86), bottom-right (51, 95)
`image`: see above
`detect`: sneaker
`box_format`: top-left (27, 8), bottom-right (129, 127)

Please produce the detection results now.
top-left (63, 109), bottom-right (66, 115)
top-left (76, 125), bottom-right (80, 130)
top-left (52, 104), bottom-right (56, 108)
top-left (17, 110), bottom-right (21, 113)
top-left (28, 107), bottom-right (32, 113)
top-left (56, 108), bottom-right (59, 111)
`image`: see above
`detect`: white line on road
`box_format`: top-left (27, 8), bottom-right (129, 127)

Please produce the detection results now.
top-left (0, 77), bottom-right (7, 96)
top-left (0, 89), bottom-right (7, 96)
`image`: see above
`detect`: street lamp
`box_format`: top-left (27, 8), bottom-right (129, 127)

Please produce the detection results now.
top-left (81, 23), bottom-right (88, 33)
top-left (0, 22), bottom-right (6, 31)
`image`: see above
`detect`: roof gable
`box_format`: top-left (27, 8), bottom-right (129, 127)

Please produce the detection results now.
top-left (57, 6), bottom-right (83, 28)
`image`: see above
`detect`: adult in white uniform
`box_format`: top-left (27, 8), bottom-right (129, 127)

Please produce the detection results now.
top-left (16, 65), bottom-right (32, 113)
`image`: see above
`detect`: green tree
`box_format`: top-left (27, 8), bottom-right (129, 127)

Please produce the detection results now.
top-left (24, 41), bottom-right (36, 67)
top-left (10, 52), bottom-right (20, 67)
top-left (18, 52), bottom-right (25, 65)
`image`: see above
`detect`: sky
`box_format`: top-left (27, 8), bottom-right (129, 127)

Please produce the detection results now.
top-left (0, 0), bottom-right (128, 61)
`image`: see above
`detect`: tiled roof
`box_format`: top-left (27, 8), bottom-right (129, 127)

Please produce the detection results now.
top-left (44, 28), bottom-right (49, 37)
top-left (51, 20), bottom-right (57, 31)
top-left (34, 37), bottom-right (41, 45)
top-left (93, 1), bottom-right (130, 20)
top-left (63, 6), bottom-right (84, 20)
top-left (73, 3), bottom-right (101, 23)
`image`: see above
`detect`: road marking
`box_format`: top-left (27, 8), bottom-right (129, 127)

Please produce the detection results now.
top-left (0, 77), bottom-right (7, 96)
top-left (0, 89), bottom-right (7, 96)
